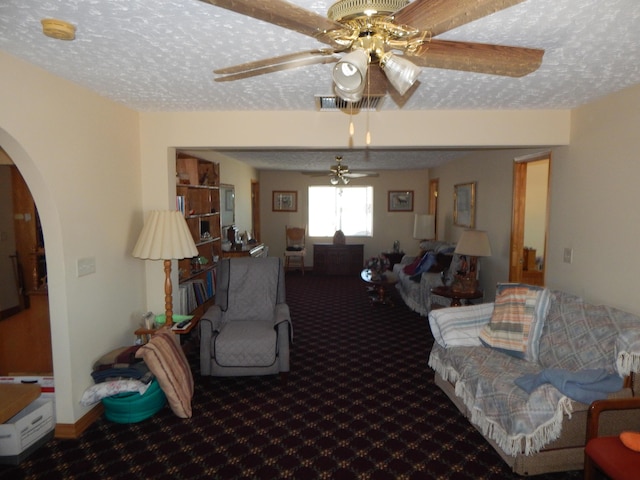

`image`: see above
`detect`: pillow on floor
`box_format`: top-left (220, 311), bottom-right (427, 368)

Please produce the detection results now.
top-left (135, 327), bottom-right (194, 418)
top-left (479, 283), bottom-right (550, 362)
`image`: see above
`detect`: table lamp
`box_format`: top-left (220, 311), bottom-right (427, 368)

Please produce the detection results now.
top-left (413, 214), bottom-right (435, 243)
top-left (132, 210), bottom-right (197, 326)
top-left (453, 229), bottom-right (492, 293)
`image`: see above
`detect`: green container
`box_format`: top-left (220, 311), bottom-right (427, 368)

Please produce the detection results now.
top-left (102, 379), bottom-right (166, 423)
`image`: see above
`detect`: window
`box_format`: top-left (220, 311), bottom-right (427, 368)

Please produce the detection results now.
top-left (308, 186), bottom-right (373, 237)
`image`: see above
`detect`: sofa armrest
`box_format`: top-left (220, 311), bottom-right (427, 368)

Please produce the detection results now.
top-left (428, 303), bottom-right (494, 348)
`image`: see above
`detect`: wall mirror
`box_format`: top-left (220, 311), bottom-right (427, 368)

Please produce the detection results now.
top-left (220, 184), bottom-right (235, 226)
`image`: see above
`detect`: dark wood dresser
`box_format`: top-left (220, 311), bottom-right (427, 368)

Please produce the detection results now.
top-left (313, 243), bottom-right (364, 275)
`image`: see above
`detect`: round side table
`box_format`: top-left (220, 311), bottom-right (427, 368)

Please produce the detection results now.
top-left (430, 285), bottom-right (483, 307)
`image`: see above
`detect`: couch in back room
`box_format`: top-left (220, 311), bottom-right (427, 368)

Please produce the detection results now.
top-left (428, 285), bottom-right (640, 476)
top-left (392, 240), bottom-right (462, 316)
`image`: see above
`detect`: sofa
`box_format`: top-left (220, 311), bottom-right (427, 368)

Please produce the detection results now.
top-left (392, 240), bottom-right (464, 316)
top-left (428, 284), bottom-right (640, 476)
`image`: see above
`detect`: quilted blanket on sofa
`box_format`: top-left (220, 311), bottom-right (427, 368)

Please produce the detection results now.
top-left (429, 343), bottom-right (572, 456)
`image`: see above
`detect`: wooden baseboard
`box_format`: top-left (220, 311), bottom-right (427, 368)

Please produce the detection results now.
top-left (54, 403), bottom-right (104, 439)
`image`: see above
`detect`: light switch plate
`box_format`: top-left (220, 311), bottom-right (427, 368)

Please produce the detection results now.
top-left (563, 248), bottom-right (573, 264)
top-left (77, 257), bottom-right (96, 277)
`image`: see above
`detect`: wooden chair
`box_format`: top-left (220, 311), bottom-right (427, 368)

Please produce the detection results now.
top-left (584, 396), bottom-right (640, 480)
top-left (284, 226), bottom-right (306, 274)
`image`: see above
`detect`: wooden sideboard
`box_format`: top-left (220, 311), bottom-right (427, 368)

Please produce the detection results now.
top-left (313, 243), bottom-right (364, 275)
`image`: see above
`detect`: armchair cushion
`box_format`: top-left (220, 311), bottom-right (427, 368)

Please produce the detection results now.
top-left (215, 320), bottom-right (277, 367)
top-left (479, 283), bottom-right (550, 363)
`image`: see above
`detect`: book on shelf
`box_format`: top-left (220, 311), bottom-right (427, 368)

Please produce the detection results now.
top-left (177, 273), bottom-right (216, 315)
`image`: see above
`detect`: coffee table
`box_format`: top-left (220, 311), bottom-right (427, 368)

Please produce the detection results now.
top-left (361, 269), bottom-right (398, 306)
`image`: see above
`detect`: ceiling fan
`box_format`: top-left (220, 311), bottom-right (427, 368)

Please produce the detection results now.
top-left (202, 0), bottom-right (544, 101)
top-left (304, 156), bottom-right (379, 184)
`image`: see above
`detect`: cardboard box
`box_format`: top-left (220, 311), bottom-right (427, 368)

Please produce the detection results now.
top-left (0, 376), bottom-right (54, 398)
top-left (0, 398), bottom-right (54, 465)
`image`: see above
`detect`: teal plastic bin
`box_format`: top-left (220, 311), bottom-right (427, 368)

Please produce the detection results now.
top-left (102, 379), bottom-right (166, 423)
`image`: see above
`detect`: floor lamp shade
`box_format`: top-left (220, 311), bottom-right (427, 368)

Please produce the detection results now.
top-left (413, 214), bottom-right (435, 240)
top-left (132, 210), bottom-right (197, 260)
top-left (132, 210), bottom-right (198, 325)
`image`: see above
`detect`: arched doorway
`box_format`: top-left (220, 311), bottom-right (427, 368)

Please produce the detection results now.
top-left (0, 153), bottom-right (52, 374)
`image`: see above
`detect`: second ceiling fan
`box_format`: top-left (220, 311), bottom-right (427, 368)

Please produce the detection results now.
top-left (202, 0), bottom-right (544, 101)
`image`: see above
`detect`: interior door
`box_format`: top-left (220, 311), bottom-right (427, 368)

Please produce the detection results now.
top-left (509, 153), bottom-right (551, 285)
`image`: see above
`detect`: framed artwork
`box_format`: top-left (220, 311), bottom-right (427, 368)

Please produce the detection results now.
top-left (454, 182), bottom-right (476, 228)
top-left (388, 191), bottom-right (414, 212)
top-left (272, 191), bottom-right (297, 212)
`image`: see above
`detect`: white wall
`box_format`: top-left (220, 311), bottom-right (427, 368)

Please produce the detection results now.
top-left (259, 169), bottom-right (430, 264)
top-left (430, 82), bottom-right (640, 315)
top-left (547, 84), bottom-right (640, 313)
top-left (0, 51), bottom-right (143, 424)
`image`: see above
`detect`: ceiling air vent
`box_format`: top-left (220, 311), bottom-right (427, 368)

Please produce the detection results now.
top-left (315, 95), bottom-right (384, 111)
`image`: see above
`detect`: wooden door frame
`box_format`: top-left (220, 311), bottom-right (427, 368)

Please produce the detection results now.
top-left (429, 178), bottom-right (439, 240)
top-left (251, 180), bottom-right (260, 243)
top-left (509, 152), bottom-right (551, 283)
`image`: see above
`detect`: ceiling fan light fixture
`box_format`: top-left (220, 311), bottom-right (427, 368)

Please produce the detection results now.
top-left (380, 52), bottom-right (421, 96)
top-left (330, 176), bottom-right (340, 185)
top-left (333, 49), bottom-right (368, 95)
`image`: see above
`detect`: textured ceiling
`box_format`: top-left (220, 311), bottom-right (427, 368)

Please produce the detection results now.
top-left (1, 0), bottom-right (640, 171)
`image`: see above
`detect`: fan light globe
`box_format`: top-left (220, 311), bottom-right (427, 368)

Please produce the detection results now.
top-left (333, 49), bottom-right (368, 93)
top-left (330, 176), bottom-right (339, 185)
top-left (334, 82), bottom-right (365, 102)
top-left (381, 53), bottom-right (421, 96)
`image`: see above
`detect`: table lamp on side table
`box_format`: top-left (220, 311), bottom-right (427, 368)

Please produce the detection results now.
top-left (132, 210), bottom-right (198, 326)
top-left (453, 229), bottom-right (492, 293)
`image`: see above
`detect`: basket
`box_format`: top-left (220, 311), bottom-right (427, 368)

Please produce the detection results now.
top-left (102, 379), bottom-right (166, 423)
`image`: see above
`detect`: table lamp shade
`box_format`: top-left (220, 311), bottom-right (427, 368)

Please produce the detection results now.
top-left (454, 229), bottom-right (492, 257)
top-left (132, 210), bottom-right (197, 260)
top-left (413, 214), bottom-right (435, 240)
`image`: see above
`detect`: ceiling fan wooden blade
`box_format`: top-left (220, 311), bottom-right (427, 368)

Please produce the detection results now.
top-left (343, 172), bottom-right (379, 178)
top-left (214, 55), bottom-right (339, 82)
top-left (200, 0), bottom-right (345, 47)
top-left (392, 0), bottom-right (526, 37)
top-left (410, 39), bottom-right (544, 77)
top-left (214, 49), bottom-right (338, 75)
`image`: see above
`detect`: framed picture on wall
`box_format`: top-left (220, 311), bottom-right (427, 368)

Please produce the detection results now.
top-left (388, 191), bottom-right (414, 212)
top-left (454, 182), bottom-right (476, 228)
top-left (272, 191), bottom-right (297, 212)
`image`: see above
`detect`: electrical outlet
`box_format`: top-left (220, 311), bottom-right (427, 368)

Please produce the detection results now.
top-left (563, 248), bottom-right (573, 264)
top-left (77, 257), bottom-right (96, 277)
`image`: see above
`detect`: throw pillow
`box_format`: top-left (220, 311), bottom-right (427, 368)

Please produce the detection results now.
top-left (403, 251), bottom-right (426, 275)
top-left (479, 283), bottom-right (551, 362)
top-left (414, 252), bottom-right (438, 275)
top-left (135, 328), bottom-right (194, 418)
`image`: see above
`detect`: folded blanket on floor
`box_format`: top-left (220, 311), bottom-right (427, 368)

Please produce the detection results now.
top-left (91, 362), bottom-right (153, 384)
top-left (515, 368), bottom-right (623, 404)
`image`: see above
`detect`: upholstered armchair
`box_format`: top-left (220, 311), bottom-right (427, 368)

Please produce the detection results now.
top-left (199, 257), bottom-right (292, 377)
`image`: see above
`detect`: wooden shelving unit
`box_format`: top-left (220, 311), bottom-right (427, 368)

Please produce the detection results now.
top-left (175, 153), bottom-right (221, 319)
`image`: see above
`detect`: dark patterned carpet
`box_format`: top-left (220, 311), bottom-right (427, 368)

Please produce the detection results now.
top-left (1, 273), bottom-right (583, 479)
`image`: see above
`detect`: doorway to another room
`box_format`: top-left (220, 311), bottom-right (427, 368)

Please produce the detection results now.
top-left (509, 153), bottom-right (551, 286)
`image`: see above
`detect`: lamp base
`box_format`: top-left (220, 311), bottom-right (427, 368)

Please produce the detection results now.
top-left (451, 275), bottom-right (478, 294)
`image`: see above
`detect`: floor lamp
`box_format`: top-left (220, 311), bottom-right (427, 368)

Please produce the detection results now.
top-left (132, 210), bottom-right (198, 326)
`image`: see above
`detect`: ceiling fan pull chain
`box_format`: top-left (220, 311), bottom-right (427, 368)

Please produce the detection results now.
top-left (366, 61), bottom-right (371, 146)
